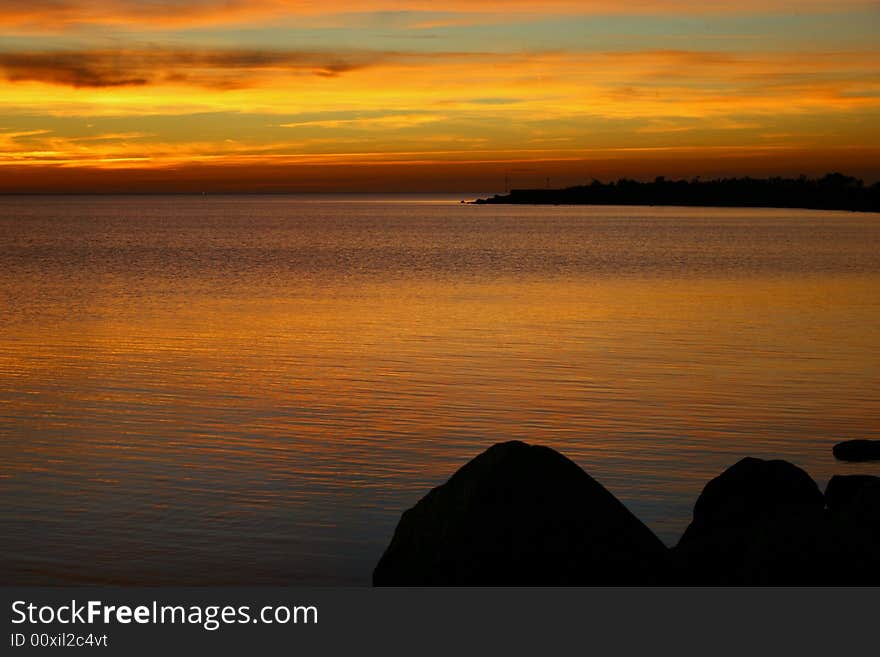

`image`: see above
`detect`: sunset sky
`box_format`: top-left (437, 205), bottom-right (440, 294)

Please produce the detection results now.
top-left (1, 1), bottom-right (878, 192)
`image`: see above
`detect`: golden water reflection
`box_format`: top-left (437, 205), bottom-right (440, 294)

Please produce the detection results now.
top-left (1, 200), bottom-right (878, 583)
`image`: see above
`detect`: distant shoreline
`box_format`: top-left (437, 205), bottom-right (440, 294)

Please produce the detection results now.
top-left (471, 199), bottom-right (880, 213)
top-left (471, 173), bottom-right (880, 213)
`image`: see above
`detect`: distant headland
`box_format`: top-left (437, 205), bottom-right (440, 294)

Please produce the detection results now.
top-left (471, 173), bottom-right (880, 212)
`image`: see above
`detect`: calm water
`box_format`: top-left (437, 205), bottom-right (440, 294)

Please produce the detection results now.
top-left (1, 196), bottom-right (878, 584)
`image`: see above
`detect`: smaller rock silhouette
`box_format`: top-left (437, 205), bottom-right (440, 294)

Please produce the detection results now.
top-left (674, 457), bottom-right (825, 584)
top-left (824, 476), bottom-right (880, 583)
top-left (825, 475), bottom-right (880, 513)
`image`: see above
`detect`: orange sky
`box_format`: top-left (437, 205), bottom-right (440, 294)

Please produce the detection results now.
top-left (1, 1), bottom-right (878, 191)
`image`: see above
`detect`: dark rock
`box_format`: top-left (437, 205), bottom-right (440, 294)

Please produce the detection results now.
top-left (828, 477), bottom-right (880, 527)
top-left (825, 475), bottom-right (880, 513)
top-left (823, 478), bottom-right (880, 583)
top-left (832, 440), bottom-right (880, 462)
top-left (686, 457), bottom-right (824, 530)
top-left (373, 441), bottom-right (668, 585)
top-left (849, 479), bottom-right (880, 519)
top-left (674, 457), bottom-right (825, 584)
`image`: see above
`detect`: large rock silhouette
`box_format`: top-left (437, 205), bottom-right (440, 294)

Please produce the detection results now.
top-left (673, 457), bottom-right (826, 584)
top-left (373, 441), bottom-right (667, 585)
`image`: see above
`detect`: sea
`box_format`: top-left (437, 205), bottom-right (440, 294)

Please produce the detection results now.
top-left (1, 195), bottom-right (878, 584)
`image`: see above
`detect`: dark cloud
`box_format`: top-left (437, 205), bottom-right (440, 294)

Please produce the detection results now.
top-left (0, 52), bottom-right (150, 87)
top-left (0, 49), bottom-right (377, 88)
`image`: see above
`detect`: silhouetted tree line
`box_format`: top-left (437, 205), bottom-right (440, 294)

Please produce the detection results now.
top-left (473, 173), bottom-right (880, 212)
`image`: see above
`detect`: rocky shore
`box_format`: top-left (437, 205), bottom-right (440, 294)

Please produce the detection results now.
top-left (374, 441), bottom-right (880, 585)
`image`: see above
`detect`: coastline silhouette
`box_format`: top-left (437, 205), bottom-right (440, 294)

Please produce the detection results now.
top-left (473, 173), bottom-right (880, 212)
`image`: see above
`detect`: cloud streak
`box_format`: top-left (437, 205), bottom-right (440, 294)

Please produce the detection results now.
top-left (0, 49), bottom-right (380, 88)
top-left (2, 47), bottom-right (878, 95)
